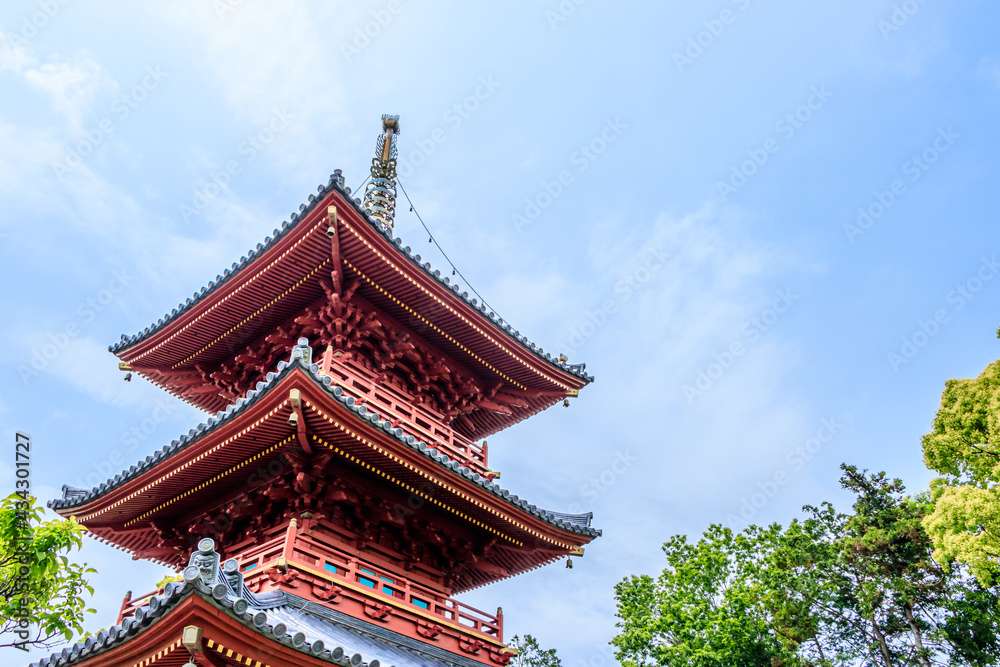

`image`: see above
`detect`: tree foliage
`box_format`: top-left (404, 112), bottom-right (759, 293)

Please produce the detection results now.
top-left (0, 493), bottom-right (95, 651)
top-left (614, 523), bottom-right (790, 666)
top-left (154, 573), bottom-right (183, 588)
top-left (508, 634), bottom-right (562, 667)
top-left (922, 360), bottom-right (1000, 585)
top-left (613, 466), bottom-right (1000, 666)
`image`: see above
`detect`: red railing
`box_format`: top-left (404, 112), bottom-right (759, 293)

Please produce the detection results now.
top-left (231, 533), bottom-right (286, 573)
top-left (116, 587), bottom-right (165, 624)
top-left (335, 556), bottom-right (501, 638)
top-left (240, 527), bottom-right (502, 641)
top-left (321, 358), bottom-right (489, 475)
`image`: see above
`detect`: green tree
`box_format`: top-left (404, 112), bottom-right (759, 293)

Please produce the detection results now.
top-left (613, 523), bottom-right (792, 666)
top-left (508, 634), bottom-right (562, 667)
top-left (922, 360), bottom-right (1000, 586)
top-left (0, 493), bottom-right (95, 651)
top-left (613, 466), bottom-right (1000, 666)
top-left (154, 573), bottom-right (183, 588)
top-left (790, 466), bottom-right (998, 666)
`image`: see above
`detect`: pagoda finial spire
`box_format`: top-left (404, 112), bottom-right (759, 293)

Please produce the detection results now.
top-left (363, 114), bottom-right (400, 231)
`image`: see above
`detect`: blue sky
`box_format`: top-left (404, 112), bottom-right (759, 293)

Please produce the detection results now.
top-left (2, 1), bottom-right (999, 664)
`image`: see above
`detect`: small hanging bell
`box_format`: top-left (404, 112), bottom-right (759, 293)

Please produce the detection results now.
top-left (565, 558), bottom-right (573, 569)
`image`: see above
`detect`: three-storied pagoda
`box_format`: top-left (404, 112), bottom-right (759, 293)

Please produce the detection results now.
top-left (36, 117), bottom-right (598, 667)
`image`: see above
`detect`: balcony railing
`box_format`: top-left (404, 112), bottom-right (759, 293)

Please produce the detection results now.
top-left (336, 558), bottom-right (501, 639)
top-left (321, 357), bottom-right (489, 475)
top-left (116, 587), bottom-right (166, 624)
top-left (239, 528), bottom-right (503, 642)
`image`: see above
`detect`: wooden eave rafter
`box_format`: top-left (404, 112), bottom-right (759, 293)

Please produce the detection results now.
top-left (113, 187), bottom-right (587, 422)
top-left (62, 594), bottom-right (334, 667)
top-left (57, 368), bottom-right (593, 558)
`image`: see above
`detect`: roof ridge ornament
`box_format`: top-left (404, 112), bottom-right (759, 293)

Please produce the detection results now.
top-left (183, 537), bottom-right (286, 610)
top-left (290, 338), bottom-right (313, 366)
top-left (362, 114), bottom-right (400, 231)
top-left (184, 538), bottom-right (222, 587)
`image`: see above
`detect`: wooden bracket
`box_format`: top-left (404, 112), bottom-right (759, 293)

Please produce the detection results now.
top-left (318, 345), bottom-right (334, 376)
top-left (289, 389), bottom-right (312, 454)
top-left (328, 206), bottom-right (343, 294)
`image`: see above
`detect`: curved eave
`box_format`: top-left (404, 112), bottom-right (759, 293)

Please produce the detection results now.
top-left (31, 574), bottom-right (518, 667)
top-left (110, 174), bottom-right (590, 390)
top-left (28, 581), bottom-right (434, 667)
top-left (50, 355), bottom-right (600, 543)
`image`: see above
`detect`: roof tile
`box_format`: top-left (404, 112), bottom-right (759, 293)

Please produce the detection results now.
top-left (50, 343), bottom-right (600, 537)
top-left (109, 173), bottom-right (591, 382)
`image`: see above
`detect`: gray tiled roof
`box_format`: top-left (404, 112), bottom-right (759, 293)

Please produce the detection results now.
top-left (50, 342), bottom-right (600, 539)
top-left (28, 540), bottom-right (491, 667)
top-left (267, 600), bottom-right (492, 667)
top-left (109, 170), bottom-right (591, 383)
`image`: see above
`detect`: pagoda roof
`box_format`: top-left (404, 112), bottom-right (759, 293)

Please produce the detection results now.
top-left (109, 171), bottom-right (590, 426)
top-left (29, 541), bottom-right (498, 667)
top-left (50, 343), bottom-right (600, 540)
top-left (267, 596), bottom-right (497, 667)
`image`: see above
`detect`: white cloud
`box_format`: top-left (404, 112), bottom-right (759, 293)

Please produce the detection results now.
top-left (0, 31), bottom-right (34, 72)
top-left (22, 53), bottom-right (112, 130)
top-left (0, 121), bottom-right (67, 199)
top-left (0, 31), bottom-right (115, 132)
top-left (17, 336), bottom-right (152, 408)
top-left (535, 203), bottom-right (815, 502)
top-left (148, 2), bottom-right (350, 183)
top-left (561, 205), bottom-right (788, 359)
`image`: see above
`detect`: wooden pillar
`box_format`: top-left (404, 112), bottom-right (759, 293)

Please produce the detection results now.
top-left (280, 518), bottom-right (298, 567)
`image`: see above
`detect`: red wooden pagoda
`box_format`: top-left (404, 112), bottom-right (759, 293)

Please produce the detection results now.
top-left (38, 116), bottom-right (598, 667)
